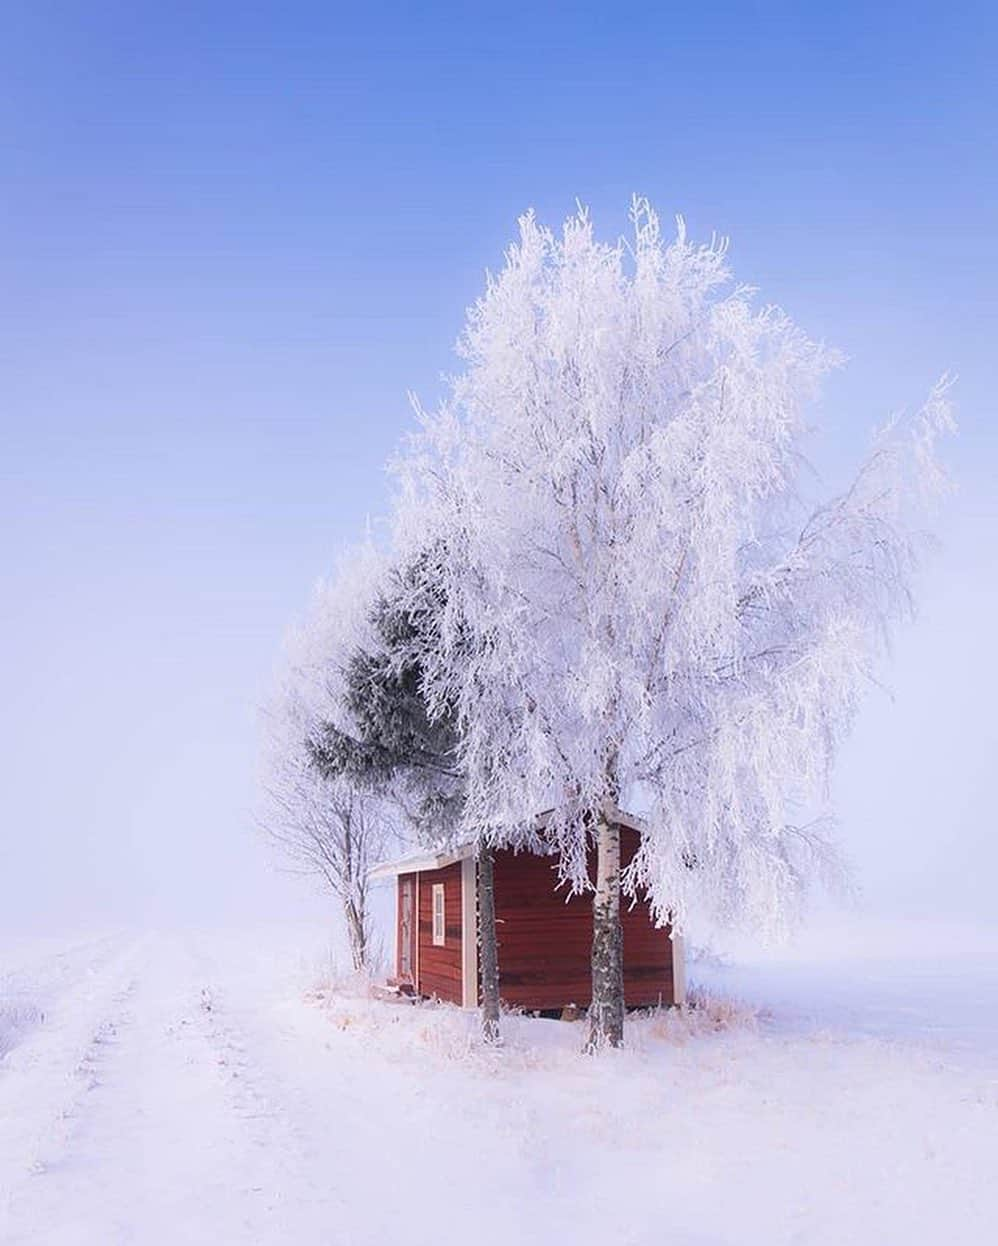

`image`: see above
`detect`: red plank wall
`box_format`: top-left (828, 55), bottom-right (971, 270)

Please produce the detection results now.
top-left (492, 827), bottom-right (674, 1011)
top-left (415, 863), bottom-right (463, 1005)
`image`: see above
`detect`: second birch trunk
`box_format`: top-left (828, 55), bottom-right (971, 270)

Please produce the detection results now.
top-left (343, 893), bottom-right (368, 973)
top-left (477, 841), bottom-right (501, 1044)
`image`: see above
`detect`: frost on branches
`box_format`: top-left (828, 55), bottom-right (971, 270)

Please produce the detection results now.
top-left (260, 546), bottom-right (394, 973)
top-left (306, 551), bottom-right (505, 1044)
top-left (392, 199), bottom-right (953, 1047)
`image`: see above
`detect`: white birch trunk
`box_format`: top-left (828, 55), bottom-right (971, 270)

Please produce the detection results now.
top-left (586, 817), bottom-right (624, 1050)
top-left (477, 842), bottom-right (501, 1044)
top-left (344, 893), bottom-right (368, 973)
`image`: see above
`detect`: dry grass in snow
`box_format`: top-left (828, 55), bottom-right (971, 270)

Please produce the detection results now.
top-left (301, 978), bottom-right (762, 1075)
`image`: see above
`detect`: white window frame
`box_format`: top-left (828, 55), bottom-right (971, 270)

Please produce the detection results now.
top-left (431, 883), bottom-right (446, 946)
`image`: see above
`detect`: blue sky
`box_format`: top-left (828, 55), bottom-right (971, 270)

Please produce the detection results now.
top-left (2, 2), bottom-right (995, 929)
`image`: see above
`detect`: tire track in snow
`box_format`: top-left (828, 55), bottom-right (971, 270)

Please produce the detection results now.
top-left (194, 982), bottom-right (350, 1223)
top-left (1, 933), bottom-right (347, 1246)
top-left (201, 981), bottom-right (553, 1246)
top-left (176, 941), bottom-right (354, 1241)
top-left (0, 933), bottom-right (131, 1059)
top-left (0, 935), bottom-right (142, 1232)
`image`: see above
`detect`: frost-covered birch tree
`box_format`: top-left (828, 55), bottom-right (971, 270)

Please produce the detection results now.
top-left (261, 546), bottom-right (394, 974)
top-left (392, 199), bottom-right (953, 1049)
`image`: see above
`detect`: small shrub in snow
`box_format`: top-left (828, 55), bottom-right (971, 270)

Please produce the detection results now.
top-left (637, 986), bottom-right (761, 1047)
top-left (307, 955), bottom-right (383, 1003)
top-left (0, 998), bottom-right (45, 1057)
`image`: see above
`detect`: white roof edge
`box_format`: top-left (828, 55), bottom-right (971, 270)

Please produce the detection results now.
top-left (368, 842), bottom-right (475, 880)
top-left (369, 805), bottom-right (647, 879)
top-left (533, 803), bottom-right (647, 834)
top-left (611, 806), bottom-right (647, 834)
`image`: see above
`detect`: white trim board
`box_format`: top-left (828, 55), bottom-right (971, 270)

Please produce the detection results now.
top-left (414, 873), bottom-right (420, 992)
top-left (671, 933), bottom-right (686, 1006)
top-left (460, 856), bottom-right (478, 1009)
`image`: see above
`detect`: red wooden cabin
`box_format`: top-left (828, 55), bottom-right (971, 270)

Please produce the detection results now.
top-left (370, 809), bottom-right (685, 1013)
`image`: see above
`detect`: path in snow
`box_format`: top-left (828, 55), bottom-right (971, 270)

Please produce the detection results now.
top-left (0, 931), bottom-right (537, 1246)
top-left (0, 933), bottom-right (127, 1059)
top-left (0, 933), bottom-right (344, 1245)
top-left (0, 925), bottom-right (995, 1246)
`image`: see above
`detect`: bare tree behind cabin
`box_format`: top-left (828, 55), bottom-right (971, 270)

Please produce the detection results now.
top-left (260, 546), bottom-right (393, 974)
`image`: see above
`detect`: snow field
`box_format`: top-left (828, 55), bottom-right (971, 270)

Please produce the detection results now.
top-left (1, 923), bottom-right (995, 1245)
top-left (302, 970), bottom-right (998, 1246)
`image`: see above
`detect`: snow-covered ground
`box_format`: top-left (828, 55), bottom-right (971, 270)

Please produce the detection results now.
top-left (1, 919), bottom-right (995, 1246)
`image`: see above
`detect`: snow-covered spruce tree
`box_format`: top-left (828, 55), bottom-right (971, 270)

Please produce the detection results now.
top-left (392, 200), bottom-right (953, 1050)
top-left (261, 546), bottom-right (394, 974)
top-left (309, 552), bottom-right (504, 1043)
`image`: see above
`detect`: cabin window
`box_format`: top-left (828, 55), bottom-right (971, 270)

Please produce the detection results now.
top-left (431, 883), bottom-right (446, 946)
